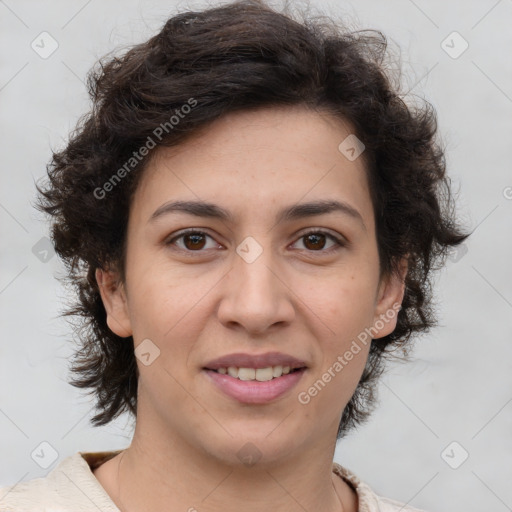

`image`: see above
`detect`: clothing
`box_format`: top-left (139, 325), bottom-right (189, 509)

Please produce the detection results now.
top-left (0, 451), bottom-right (427, 511)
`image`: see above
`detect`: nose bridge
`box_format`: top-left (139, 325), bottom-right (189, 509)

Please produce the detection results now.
top-left (218, 234), bottom-right (293, 331)
top-left (233, 235), bottom-right (280, 304)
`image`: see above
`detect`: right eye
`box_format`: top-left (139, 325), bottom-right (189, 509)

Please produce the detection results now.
top-left (165, 229), bottom-right (222, 252)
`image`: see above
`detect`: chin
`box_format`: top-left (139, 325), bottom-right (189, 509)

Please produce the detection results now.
top-left (197, 423), bottom-right (305, 469)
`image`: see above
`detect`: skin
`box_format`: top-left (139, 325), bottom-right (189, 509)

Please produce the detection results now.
top-left (94, 106), bottom-right (407, 512)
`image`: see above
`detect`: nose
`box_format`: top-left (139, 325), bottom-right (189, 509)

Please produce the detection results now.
top-left (216, 245), bottom-right (295, 335)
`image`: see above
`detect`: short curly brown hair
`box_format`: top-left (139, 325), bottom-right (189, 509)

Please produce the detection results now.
top-left (36, 0), bottom-right (469, 438)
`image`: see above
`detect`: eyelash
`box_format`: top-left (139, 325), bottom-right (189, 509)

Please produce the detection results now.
top-left (165, 228), bottom-right (346, 255)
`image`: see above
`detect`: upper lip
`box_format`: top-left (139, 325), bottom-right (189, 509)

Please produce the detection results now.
top-left (203, 352), bottom-right (308, 370)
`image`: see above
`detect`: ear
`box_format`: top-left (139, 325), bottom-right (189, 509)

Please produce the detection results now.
top-left (95, 268), bottom-right (132, 338)
top-left (371, 257), bottom-right (408, 339)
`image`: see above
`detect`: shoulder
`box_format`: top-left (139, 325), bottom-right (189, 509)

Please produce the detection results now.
top-left (332, 462), bottom-right (430, 512)
top-left (0, 451), bottom-right (121, 512)
top-left (0, 474), bottom-right (55, 511)
top-left (377, 496), bottom-right (429, 512)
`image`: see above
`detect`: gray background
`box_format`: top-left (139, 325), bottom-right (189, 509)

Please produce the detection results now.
top-left (1, 0), bottom-right (511, 510)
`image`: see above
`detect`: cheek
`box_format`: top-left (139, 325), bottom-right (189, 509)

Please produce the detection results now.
top-left (303, 273), bottom-right (376, 396)
top-left (298, 291), bottom-right (372, 422)
top-left (124, 250), bottom-right (205, 337)
top-left (321, 273), bottom-right (378, 337)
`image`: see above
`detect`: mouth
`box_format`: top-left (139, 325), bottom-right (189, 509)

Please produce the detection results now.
top-left (205, 364), bottom-right (306, 381)
top-left (202, 353), bottom-right (308, 404)
top-left (203, 365), bottom-right (307, 405)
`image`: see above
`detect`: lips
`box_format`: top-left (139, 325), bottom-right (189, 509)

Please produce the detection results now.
top-left (204, 351), bottom-right (307, 371)
top-left (203, 352), bottom-right (308, 404)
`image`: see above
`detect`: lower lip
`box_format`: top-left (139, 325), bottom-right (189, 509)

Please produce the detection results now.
top-left (203, 369), bottom-right (306, 404)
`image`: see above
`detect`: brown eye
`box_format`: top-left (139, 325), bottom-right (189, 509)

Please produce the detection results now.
top-left (166, 228), bottom-right (345, 255)
top-left (293, 230), bottom-right (345, 253)
top-left (167, 230), bottom-right (217, 251)
top-left (182, 232), bottom-right (207, 250)
top-left (303, 232), bottom-right (326, 250)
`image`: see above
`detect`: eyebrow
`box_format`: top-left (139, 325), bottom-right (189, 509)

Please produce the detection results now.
top-left (149, 199), bottom-right (366, 230)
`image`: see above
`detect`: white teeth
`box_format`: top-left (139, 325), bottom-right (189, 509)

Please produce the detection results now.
top-left (238, 368), bottom-right (255, 381)
top-left (214, 365), bottom-right (301, 381)
top-left (255, 367), bottom-right (273, 381)
top-left (272, 365), bottom-right (283, 377)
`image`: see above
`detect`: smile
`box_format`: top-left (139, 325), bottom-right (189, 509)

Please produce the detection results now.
top-left (203, 367), bottom-right (307, 404)
top-left (212, 365), bottom-right (300, 381)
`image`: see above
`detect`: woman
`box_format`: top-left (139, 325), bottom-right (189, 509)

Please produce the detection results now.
top-left (0, 0), bottom-right (469, 510)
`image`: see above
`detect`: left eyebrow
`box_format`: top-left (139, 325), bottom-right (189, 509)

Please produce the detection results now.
top-left (149, 199), bottom-right (366, 230)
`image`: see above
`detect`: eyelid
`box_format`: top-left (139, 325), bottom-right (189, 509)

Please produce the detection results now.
top-left (297, 227), bottom-right (347, 244)
top-left (165, 228), bottom-right (222, 251)
top-left (165, 227), bottom-right (347, 253)
top-left (293, 228), bottom-right (347, 252)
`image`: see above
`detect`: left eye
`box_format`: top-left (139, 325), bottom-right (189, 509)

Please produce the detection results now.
top-left (166, 229), bottom-right (345, 253)
top-left (293, 230), bottom-right (345, 252)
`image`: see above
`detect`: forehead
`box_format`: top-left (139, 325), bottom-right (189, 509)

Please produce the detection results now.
top-left (131, 106), bottom-right (373, 228)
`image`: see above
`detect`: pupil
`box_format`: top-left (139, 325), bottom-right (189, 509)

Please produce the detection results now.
top-left (306, 233), bottom-right (324, 250)
top-left (186, 234), bottom-right (205, 250)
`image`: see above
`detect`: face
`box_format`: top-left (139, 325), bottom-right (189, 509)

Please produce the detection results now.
top-left (97, 106), bottom-right (405, 467)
